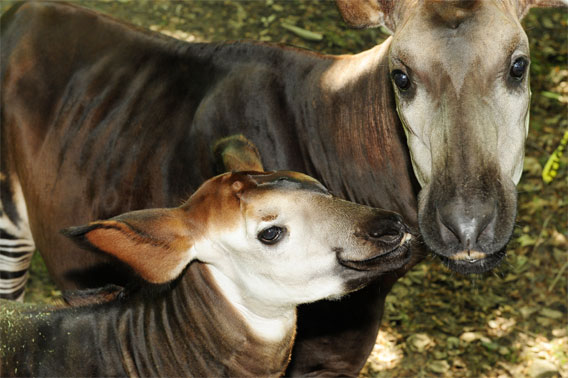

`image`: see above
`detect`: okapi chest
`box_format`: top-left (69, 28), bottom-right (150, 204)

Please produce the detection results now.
top-left (0, 171), bottom-right (411, 377)
top-left (1, 0), bottom-right (564, 375)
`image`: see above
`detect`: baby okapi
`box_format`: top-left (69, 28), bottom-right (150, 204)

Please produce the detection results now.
top-left (0, 171), bottom-right (411, 377)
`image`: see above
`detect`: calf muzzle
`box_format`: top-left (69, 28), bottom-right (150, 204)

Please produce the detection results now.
top-left (337, 211), bottom-right (412, 272)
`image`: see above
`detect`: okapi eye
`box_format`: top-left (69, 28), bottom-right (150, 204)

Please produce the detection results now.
top-left (510, 58), bottom-right (528, 80)
top-left (392, 70), bottom-right (411, 91)
top-left (258, 226), bottom-right (285, 245)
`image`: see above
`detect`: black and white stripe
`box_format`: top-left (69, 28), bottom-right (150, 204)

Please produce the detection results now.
top-left (0, 177), bottom-right (36, 301)
top-left (0, 236), bottom-right (35, 301)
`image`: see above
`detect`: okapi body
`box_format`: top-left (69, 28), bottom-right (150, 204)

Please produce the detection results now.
top-left (0, 1), bottom-right (564, 375)
top-left (0, 171), bottom-right (412, 377)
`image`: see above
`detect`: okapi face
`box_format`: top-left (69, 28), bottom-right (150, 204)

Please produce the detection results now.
top-left (191, 172), bottom-right (412, 314)
top-left (66, 172), bottom-right (412, 318)
top-left (336, 0), bottom-right (564, 274)
top-left (390, 0), bottom-right (529, 274)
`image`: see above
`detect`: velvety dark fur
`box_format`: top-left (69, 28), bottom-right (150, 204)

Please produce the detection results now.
top-left (0, 263), bottom-right (294, 377)
top-left (0, 2), bottom-right (419, 376)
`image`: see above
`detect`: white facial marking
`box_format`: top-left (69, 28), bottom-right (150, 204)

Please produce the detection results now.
top-left (206, 264), bottom-right (296, 342)
top-left (190, 189), bottom-right (365, 341)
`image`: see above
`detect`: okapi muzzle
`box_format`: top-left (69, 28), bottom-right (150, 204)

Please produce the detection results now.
top-left (419, 165), bottom-right (517, 274)
top-left (415, 87), bottom-right (522, 273)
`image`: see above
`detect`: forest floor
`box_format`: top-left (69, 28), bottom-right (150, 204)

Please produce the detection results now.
top-left (1, 1), bottom-right (566, 377)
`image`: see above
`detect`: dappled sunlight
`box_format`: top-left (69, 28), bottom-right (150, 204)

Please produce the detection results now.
top-left (149, 25), bottom-right (201, 43)
top-left (486, 313), bottom-right (517, 338)
top-left (360, 253), bottom-right (567, 377)
top-left (359, 326), bottom-right (404, 376)
top-left (504, 330), bottom-right (568, 377)
top-left (319, 42), bottom-right (390, 94)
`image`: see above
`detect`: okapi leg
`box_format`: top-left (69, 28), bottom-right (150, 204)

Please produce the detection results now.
top-left (212, 134), bottom-right (264, 173)
top-left (0, 176), bottom-right (35, 301)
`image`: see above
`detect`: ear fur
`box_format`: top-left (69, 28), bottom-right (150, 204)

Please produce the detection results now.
top-left (335, 0), bottom-right (399, 32)
top-left (516, 0), bottom-right (568, 19)
top-left (62, 208), bottom-right (194, 284)
top-left (336, 0), bottom-right (567, 30)
top-left (212, 134), bottom-right (264, 173)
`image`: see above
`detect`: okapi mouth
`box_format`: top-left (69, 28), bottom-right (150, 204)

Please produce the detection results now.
top-left (337, 233), bottom-right (413, 272)
top-left (438, 248), bottom-right (507, 274)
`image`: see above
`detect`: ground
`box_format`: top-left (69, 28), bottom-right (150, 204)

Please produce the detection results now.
top-left (0, 1), bottom-right (566, 377)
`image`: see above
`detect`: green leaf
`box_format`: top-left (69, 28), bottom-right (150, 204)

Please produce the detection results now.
top-left (541, 91), bottom-right (562, 100)
top-left (281, 23), bottom-right (323, 41)
top-left (539, 308), bottom-right (563, 319)
top-left (482, 341), bottom-right (500, 351)
top-left (427, 360), bottom-right (450, 374)
top-left (516, 234), bottom-right (537, 247)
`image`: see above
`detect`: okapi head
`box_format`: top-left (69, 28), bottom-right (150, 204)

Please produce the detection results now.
top-left (336, 0), bottom-right (566, 273)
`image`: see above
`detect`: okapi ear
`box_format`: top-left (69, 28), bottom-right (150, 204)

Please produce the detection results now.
top-left (62, 208), bottom-right (194, 284)
top-left (335, 0), bottom-right (401, 32)
top-left (516, 0), bottom-right (568, 19)
top-left (212, 134), bottom-right (264, 173)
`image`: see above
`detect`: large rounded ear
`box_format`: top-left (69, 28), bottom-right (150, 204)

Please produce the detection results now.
top-left (335, 0), bottom-right (401, 32)
top-left (62, 208), bottom-right (194, 284)
top-left (516, 0), bottom-right (568, 19)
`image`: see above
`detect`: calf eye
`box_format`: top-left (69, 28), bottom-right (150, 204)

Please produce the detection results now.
top-left (510, 57), bottom-right (528, 80)
top-left (258, 226), bottom-right (285, 245)
top-left (392, 70), bottom-right (411, 91)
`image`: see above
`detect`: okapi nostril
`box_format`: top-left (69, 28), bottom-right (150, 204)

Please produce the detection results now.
top-left (367, 228), bottom-right (402, 244)
top-left (361, 215), bottom-right (405, 245)
top-left (436, 200), bottom-right (497, 250)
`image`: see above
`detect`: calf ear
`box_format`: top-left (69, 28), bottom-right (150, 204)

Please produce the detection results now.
top-left (335, 0), bottom-right (401, 32)
top-left (62, 208), bottom-right (194, 284)
top-left (516, 0), bottom-right (568, 19)
top-left (212, 134), bottom-right (264, 173)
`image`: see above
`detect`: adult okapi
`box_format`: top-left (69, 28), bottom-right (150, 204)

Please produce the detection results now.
top-left (0, 0), bottom-right (564, 376)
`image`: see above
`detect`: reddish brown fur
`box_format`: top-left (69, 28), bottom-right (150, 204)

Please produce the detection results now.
top-left (425, 0), bottom-right (480, 28)
top-left (86, 215), bottom-right (192, 284)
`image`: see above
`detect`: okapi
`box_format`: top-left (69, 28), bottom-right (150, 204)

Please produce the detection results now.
top-left (0, 0), bottom-right (564, 375)
top-left (0, 171), bottom-right (412, 377)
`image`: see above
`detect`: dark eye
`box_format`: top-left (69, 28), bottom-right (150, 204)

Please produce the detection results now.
top-left (392, 70), bottom-right (411, 90)
top-left (258, 226), bottom-right (285, 245)
top-left (510, 57), bottom-right (528, 80)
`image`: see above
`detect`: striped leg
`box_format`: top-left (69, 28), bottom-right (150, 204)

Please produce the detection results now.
top-left (0, 234), bottom-right (35, 301)
top-left (0, 176), bottom-right (35, 301)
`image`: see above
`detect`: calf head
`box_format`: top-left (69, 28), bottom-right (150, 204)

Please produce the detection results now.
top-left (336, 0), bottom-right (566, 273)
top-left (64, 171), bottom-right (411, 314)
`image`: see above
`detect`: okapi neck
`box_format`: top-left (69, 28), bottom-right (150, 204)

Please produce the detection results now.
top-left (117, 262), bottom-right (295, 377)
top-left (205, 263), bottom-right (298, 342)
top-left (319, 37), bottom-right (392, 94)
top-left (298, 38), bottom-right (419, 224)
